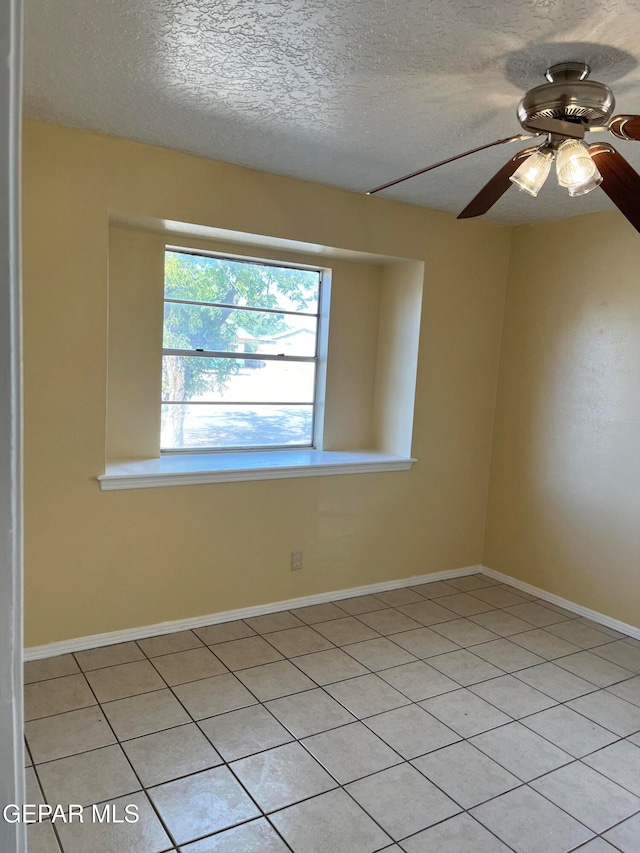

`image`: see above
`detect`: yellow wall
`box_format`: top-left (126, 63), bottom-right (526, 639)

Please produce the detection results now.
top-left (107, 228), bottom-right (164, 459)
top-left (22, 119), bottom-right (510, 646)
top-left (484, 211), bottom-right (640, 626)
top-left (373, 262), bottom-right (423, 457)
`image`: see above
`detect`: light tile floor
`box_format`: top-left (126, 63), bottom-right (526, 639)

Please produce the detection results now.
top-left (23, 574), bottom-right (640, 853)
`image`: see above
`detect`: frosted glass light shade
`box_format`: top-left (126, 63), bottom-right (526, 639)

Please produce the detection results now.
top-left (556, 139), bottom-right (602, 194)
top-left (509, 149), bottom-right (553, 197)
top-left (566, 163), bottom-right (603, 196)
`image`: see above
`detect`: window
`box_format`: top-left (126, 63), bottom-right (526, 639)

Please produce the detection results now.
top-left (161, 249), bottom-right (323, 451)
top-left (101, 225), bottom-right (419, 489)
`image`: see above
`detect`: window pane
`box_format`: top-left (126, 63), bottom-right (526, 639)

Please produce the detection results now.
top-left (164, 251), bottom-right (319, 313)
top-left (162, 355), bottom-right (315, 404)
top-left (161, 404), bottom-right (313, 449)
top-left (163, 303), bottom-right (318, 357)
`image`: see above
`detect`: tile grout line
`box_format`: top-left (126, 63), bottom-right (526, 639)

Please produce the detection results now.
top-left (25, 641), bottom-right (640, 747)
top-left (23, 576), bottom-right (640, 852)
top-left (153, 626), bottom-right (405, 852)
top-left (181, 622), bottom-right (638, 846)
top-left (45, 624), bottom-right (530, 849)
top-left (69, 651), bottom-right (180, 853)
top-left (26, 629), bottom-right (640, 749)
top-left (131, 635), bottom-right (299, 853)
top-left (28, 760), bottom-right (65, 852)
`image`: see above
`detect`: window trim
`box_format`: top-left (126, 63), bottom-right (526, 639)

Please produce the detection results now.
top-left (163, 348), bottom-right (316, 363)
top-left (99, 450), bottom-right (417, 490)
top-left (160, 247), bottom-right (329, 455)
top-left (165, 297), bottom-right (318, 319)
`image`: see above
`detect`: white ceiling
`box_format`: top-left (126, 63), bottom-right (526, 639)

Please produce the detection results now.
top-left (23, 0), bottom-right (640, 224)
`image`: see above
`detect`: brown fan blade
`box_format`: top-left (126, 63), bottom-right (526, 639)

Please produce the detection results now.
top-left (589, 143), bottom-right (640, 233)
top-left (457, 146), bottom-right (540, 219)
top-left (367, 134), bottom-right (534, 195)
top-left (609, 115), bottom-right (640, 141)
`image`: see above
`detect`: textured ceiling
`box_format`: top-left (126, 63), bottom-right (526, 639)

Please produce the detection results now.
top-left (23, 0), bottom-right (640, 224)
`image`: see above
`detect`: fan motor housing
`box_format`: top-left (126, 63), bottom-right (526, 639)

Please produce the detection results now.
top-left (517, 64), bottom-right (615, 132)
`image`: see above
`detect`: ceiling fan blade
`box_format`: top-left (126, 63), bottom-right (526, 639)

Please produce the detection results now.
top-left (608, 115), bottom-right (640, 141)
top-left (367, 134), bottom-right (534, 195)
top-left (589, 143), bottom-right (640, 233)
top-left (457, 146), bottom-right (540, 219)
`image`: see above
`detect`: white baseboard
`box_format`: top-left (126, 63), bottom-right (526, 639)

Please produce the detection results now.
top-left (24, 564), bottom-right (482, 661)
top-left (481, 565), bottom-right (640, 641)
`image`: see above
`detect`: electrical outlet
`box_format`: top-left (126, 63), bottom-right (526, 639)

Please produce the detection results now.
top-left (291, 550), bottom-right (303, 571)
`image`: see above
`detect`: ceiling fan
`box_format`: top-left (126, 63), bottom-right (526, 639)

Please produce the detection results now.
top-left (367, 62), bottom-right (640, 232)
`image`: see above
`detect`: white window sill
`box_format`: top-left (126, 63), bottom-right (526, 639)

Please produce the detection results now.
top-left (98, 450), bottom-right (417, 491)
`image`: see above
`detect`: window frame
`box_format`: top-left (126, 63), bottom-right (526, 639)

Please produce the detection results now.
top-left (160, 246), bottom-right (329, 455)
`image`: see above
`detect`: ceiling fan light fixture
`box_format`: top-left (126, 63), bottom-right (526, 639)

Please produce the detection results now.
top-left (509, 148), bottom-right (554, 197)
top-left (370, 62), bottom-right (640, 234)
top-left (567, 170), bottom-right (603, 196)
top-left (556, 139), bottom-right (602, 194)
